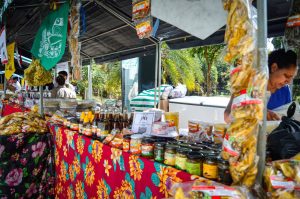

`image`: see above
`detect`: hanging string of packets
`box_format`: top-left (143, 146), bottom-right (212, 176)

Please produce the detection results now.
top-left (132, 0), bottom-right (152, 39)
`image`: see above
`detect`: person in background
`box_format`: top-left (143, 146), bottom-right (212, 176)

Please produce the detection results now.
top-left (51, 75), bottom-right (76, 98)
top-left (224, 49), bottom-right (298, 122)
top-left (58, 70), bottom-right (75, 92)
top-left (12, 77), bottom-right (22, 93)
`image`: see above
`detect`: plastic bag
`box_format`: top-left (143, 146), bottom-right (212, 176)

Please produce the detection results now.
top-left (223, 0), bottom-right (257, 63)
top-left (264, 156), bottom-right (300, 199)
top-left (169, 84), bottom-right (187, 99)
top-left (170, 179), bottom-right (253, 199)
top-left (132, 0), bottom-right (150, 21)
top-left (273, 101), bottom-right (300, 121)
top-left (135, 17), bottom-right (153, 39)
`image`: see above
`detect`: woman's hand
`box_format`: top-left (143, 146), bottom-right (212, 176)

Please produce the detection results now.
top-left (267, 110), bottom-right (280, 121)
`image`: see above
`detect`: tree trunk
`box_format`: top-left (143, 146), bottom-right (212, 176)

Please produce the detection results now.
top-left (207, 64), bottom-right (211, 96)
top-left (204, 48), bottom-right (211, 96)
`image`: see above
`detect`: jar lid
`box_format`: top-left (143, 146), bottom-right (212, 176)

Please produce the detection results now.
top-left (177, 147), bottom-right (192, 154)
top-left (187, 152), bottom-right (203, 160)
top-left (179, 143), bottom-right (192, 148)
top-left (123, 134), bottom-right (131, 139)
top-left (154, 142), bottom-right (166, 147)
top-left (205, 156), bottom-right (218, 162)
top-left (165, 144), bottom-right (177, 150)
top-left (142, 138), bottom-right (154, 143)
top-left (189, 145), bottom-right (205, 151)
top-left (131, 134), bottom-right (144, 139)
top-left (218, 158), bottom-right (229, 165)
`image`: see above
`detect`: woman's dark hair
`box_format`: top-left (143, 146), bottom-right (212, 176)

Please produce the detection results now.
top-left (58, 70), bottom-right (68, 77)
top-left (56, 75), bottom-right (65, 86)
top-left (268, 49), bottom-right (297, 72)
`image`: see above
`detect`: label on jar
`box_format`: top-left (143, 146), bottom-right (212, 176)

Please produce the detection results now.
top-left (123, 141), bottom-right (130, 152)
top-left (175, 156), bottom-right (187, 170)
top-left (203, 163), bottom-right (218, 179)
top-left (164, 152), bottom-right (175, 166)
top-left (192, 186), bottom-right (237, 197)
top-left (186, 162), bottom-right (201, 176)
top-left (130, 140), bottom-right (142, 155)
top-left (141, 145), bottom-right (154, 157)
top-left (154, 149), bottom-right (164, 162)
top-left (270, 175), bottom-right (295, 189)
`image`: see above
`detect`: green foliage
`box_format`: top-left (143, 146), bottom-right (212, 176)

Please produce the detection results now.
top-left (271, 37), bottom-right (284, 50)
top-left (76, 60), bottom-right (121, 100)
top-left (161, 43), bottom-right (204, 93)
top-left (190, 44), bottom-right (225, 96)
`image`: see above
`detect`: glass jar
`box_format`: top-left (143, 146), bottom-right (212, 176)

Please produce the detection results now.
top-left (164, 144), bottom-right (177, 166)
top-left (217, 159), bottom-right (232, 185)
top-left (91, 124), bottom-right (97, 135)
top-left (84, 127), bottom-right (92, 137)
top-left (203, 156), bottom-right (218, 180)
top-left (141, 138), bottom-right (154, 159)
top-left (130, 134), bottom-right (143, 155)
top-left (154, 142), bottom-right (165, 163)
top-left (70, 119), bottom-right (79, 131)
top-left (186, 152), bottom-right (203, 176)
top-left (123, 135), bottom-right (131, 152)
top-left (175, 148), bottom-right (191, 170)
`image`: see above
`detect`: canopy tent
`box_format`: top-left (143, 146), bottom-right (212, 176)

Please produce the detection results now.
top-left (4, 0), bottom-right (293, 67)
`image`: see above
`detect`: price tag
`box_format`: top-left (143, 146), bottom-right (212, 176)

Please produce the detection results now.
top-left (132, 112), bottom-right (155, 134)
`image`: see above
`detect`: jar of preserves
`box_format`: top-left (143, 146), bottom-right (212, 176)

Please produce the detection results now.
top-left (175, 147), bottom-right (191, 170)
top-left (154, 142), bottom-right (165, 163)
top-left (123, 135), bottom-right (131, 152)
top-left (203, 156), bottom-right (218, 180)
top-left (164, 144), bottom-right (177, 166)
top-left (217, 159), bottom-right (232, 185)
top-left (141, 138), bottom-right (154, 159)
top-left (130, 134), bottom-right (143, 155)
top-left (186, 152), bottom-right (203, 176)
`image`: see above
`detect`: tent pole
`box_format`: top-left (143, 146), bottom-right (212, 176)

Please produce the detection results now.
top-left (158, 41), bottom-right (162, 108)
top-left (39, 86), bottom-right (44, 117)
top-left (256, 0), bottom-right (268, 184)
top-left (87, 58), bottom-right (93, 100)
top-left (3, 77), bottom-right (6, 96)
top-left (154, 43), bottom-right (158, 108)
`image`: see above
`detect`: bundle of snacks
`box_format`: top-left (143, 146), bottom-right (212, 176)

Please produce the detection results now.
top-left (24, 59), bottom-right (53, 86)
top-left (132, 0), bottom-right (152, 39)
top-left (222, 0), bottom-right (267, 188)
top-left (171, 179), bottom-right (251, 199)
top-left (264, 154), bottom-right (300, 199)
top-left (69, 1), bottom-right (81, 80)
top-left (284, 0), bottom-right (300, 50)
top-left (0, 112), bottom-right (48, 135)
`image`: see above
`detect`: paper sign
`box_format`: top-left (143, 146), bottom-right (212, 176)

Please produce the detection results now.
top-left (132, 112), bottom-right (155, 134)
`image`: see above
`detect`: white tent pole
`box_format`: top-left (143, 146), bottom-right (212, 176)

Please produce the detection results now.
top-left (154, 43), bottom-right (158, 108)
top-left (256, 0), bottom-right (268, 184)
top-left (158, 41), bottom-right (162, 108)
top-left (87, 58), bottom-right (93, 100)
top-left (39, 86), bottom-right (44, 116)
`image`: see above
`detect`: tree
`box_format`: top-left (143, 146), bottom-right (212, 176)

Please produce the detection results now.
top-left (271, 37), bottom-right (284, 50)
top-left (190, 44), bottom-right (225, 96)
top-left (161, 43), bottom-right (204, 94)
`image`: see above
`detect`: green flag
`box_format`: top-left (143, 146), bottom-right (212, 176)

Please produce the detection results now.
top-left (31, 3), bottom-right (69, 70)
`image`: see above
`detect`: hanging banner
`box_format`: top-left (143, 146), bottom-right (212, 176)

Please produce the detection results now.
top-left (0, 27), bottom-right (8, 64)
top-left (31, 3), bottom-right (69, 71)
top-left (5, 42), bottom-right (15, 80)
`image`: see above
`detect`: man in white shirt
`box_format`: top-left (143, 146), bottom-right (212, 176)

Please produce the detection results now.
top-left (12, 77), bottom-right (21, 93)
top-left (58, 71), bottom-right (75, 92)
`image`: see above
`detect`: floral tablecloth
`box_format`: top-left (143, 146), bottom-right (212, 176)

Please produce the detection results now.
top-left (0, 133), bottom-right (55, 198)
top-left (49, 124), bottom-right (196, 199)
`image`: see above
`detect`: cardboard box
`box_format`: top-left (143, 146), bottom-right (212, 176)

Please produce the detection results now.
top-left (159, 99), bottom-right (169, 112)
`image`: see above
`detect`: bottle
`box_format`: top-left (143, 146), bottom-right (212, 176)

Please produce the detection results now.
top-left (111, 113), bottom-right (120, 135)
top-left (79, 112), bottom-right (85, 134)
top-left (122, 109), bottom-right (129, 130)
top-left (128, 108), bottom-right (135, 129)
top-left (92, 112), bottom-right (98, 136)
top-left (96, 109), bottom-right (105, 137)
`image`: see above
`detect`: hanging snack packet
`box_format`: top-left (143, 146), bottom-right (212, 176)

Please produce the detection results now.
top-left (135, 17), bottom-right (153, 39)
top-left (132, 0), bottom-right (150, 21)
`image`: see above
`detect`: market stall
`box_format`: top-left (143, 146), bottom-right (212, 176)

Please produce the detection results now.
top-left (0, 0), bottom-right (298, 198)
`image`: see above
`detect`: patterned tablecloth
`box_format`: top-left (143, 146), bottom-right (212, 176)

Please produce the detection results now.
top-left (49, 124), bottom-right (196, 199)
top-left (2, 103), bottom-right (29, 116)
top-left (0, 133), bottom-right (55, 198)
